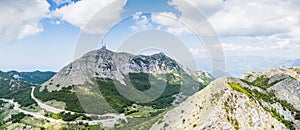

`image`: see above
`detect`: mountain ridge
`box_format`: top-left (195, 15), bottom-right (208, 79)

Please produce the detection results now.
top-left (33, 47), bottom-right (213, 117)
top-left (151, 77), bottom-right (288, 129)
top-left (1, 60), bottom-right (300, 129)
top-left (151, 67), bottom-right (300, 130)
top-left (41, 47), bottom-right (212, 92)
top-left (6, 70), bottom-right (55, 85)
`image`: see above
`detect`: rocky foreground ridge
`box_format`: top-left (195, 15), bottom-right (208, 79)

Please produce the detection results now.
top-left (151, 67), bottom-right (300, 130)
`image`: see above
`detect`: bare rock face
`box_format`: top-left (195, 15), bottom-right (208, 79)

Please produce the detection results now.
top-left (270, 78), bottom-right (300, 110)
top-left (151, 67), bottom-right (300, 130)
top-left (244, 67), bottom-right (300, 112)
top-left (41, 47), bottom-right (212, 92)
top-left (150, 78), bottom-right (287, 130)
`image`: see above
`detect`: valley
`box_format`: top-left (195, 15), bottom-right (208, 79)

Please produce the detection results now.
top-left (1, 0), bottom-right (299, 129)
top-left (0, 48), bottom-right (299, 130)
top-left (0, 48), bottom-right (212, 129)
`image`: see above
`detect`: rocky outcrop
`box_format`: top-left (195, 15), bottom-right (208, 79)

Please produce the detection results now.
top-left (151, 67), bottom-right (300, 130)
top-left (150, 78), bottom-right (287, 130)
top-left (244, 68), bottom-right (300, 109)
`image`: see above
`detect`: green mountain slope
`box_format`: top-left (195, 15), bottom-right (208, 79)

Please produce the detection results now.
top-left (33, 48), bottom-right (213, 122)
top-left (6, 70), bottom-right (55, 85)
top-left (0, 71), bottom-right (35, 106)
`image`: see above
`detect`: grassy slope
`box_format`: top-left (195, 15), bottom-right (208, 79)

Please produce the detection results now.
top-left (0, 72), bottom-right (35, 106)
top-left (34, 72), bottom-right (204, 115)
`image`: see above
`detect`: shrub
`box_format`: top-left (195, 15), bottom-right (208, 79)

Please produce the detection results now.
top-left (227, 82), bottom-right (250, 97)
top-left (10, 113), bottom-right (26, 123)
top-left (295, 113), bottom-right (300, 120)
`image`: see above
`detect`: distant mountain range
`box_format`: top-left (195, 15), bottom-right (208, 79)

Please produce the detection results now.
top-left (1, 48), bottom-right (300, 129)
top-left (5, 70), bottom-right (55, 85)
top-left (0, 70), bottom-right (55, 107)
top-left (196, 55), bottom-right (300, 77)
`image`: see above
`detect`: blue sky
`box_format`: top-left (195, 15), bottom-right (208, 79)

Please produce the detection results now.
top-left (0, 0), bottom-right (300, 76)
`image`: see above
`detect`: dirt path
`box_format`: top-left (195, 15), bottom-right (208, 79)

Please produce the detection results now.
top-left (0, 98), bottom-right (127, 127)
top-left (30, 87), bottom-right (127, 127)
top-left (31, 87), bottom-right (69, 114)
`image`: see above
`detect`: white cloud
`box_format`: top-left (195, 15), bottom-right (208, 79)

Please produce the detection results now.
top-left (167, 0), bottom-right (221, 36)
top-left (221, 43), bottom-right (264, 52)
top-left (151, 12), bottom-right (191, 35)
top-left (18, 24), bottom-right (44, 39)
top-left (208, 0), bottom-right (298, 37)
top-left (129, 11), bottom-right (192, 35)
top-left (52, 0), bottom-right (127, 34)
top-left (53, 0), bottom-right (72, 6)
top-left (130, 12), bottom-right (152, 31)
top-left (169, 0), bottom-right (224, 16)
top-left (190, 42), bottom-right (265, 57)
top-left (168, 0), bottom-right (300, 37)
top-left (270, 39), bottom-right (290, 50)
top-left (0, 0), bottom-right (50, 42)
top-left (168, 0), bottom-right (300, 58)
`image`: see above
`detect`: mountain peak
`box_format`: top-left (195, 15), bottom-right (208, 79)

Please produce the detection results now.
top-left (41, 48), bottom-right (211, 92)
top-left (100, 45), bottom-right (107, 51)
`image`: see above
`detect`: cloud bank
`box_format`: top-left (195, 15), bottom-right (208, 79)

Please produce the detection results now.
top-left (0, 0), bottom-right (50, 42)
top-left (52, 0), bottom-right (127, 34)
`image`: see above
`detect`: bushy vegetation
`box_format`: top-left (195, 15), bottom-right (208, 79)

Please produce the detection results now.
top-left (241, 76), bottom-right (284, 90)
top-left (233, 118), bottom-right (240, 130)
top-left (0, 71), bottom-right (52, 107)
top-left (295, 113), bottom-right (300, 120)
top-left (228, 81), bottom-right (298, 130)
top-left (10, 113), bottom-right (26, 123)
top-left (142, 83), bottom-right (181, 108)
top-left (264, 107), bottom-right (295, 130)
top-left (97, 72), bottom-right (183, 113)
top-left (114, 110), bottom-right (167, 130)
top-left (276, 99), bottom-right (299, 113)
top-left (227, 82), bottom-right (250, 97)
top-left (35, 72), bottom-right (203, 115)
top-left (0, 76), bottom-right (35, 106)
top-left (49, 111), bottom-right (90, 121)
top-left (0, 110), bottom-right (4, 126)
top-left (13, 88), bottom-right (36, 106)
top-left (0, 100), bottom-right (4, 106)
top-left (96, 79), bottom-right (135, 113)
top-left (128, 73), bottom-right (151, 91)
top-left (50, 113), bottom-right (61, 119)
top-left (125, 105), bottom-right (162, 118)
top-left (34, 86), bottom-right (84, 113)
top-left (59, 112), bottom-right (88, 121)
top-left (240, 82), bottom-right (300, 115)
top-left (88, 125), bottom-right (101, 130)
top-left (6, 70), bottom-right (55, 85)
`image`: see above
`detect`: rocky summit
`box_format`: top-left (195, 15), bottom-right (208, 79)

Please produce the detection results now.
top-left (42, 47), bottom-right (212, 92)
top-left (32, 47), bottom-right (213, 121)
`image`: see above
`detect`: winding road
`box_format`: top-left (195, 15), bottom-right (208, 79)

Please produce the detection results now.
top-left (31, 87), bottom-right (69, 114)
top-left (0, 87), bottom-right (127, 127)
